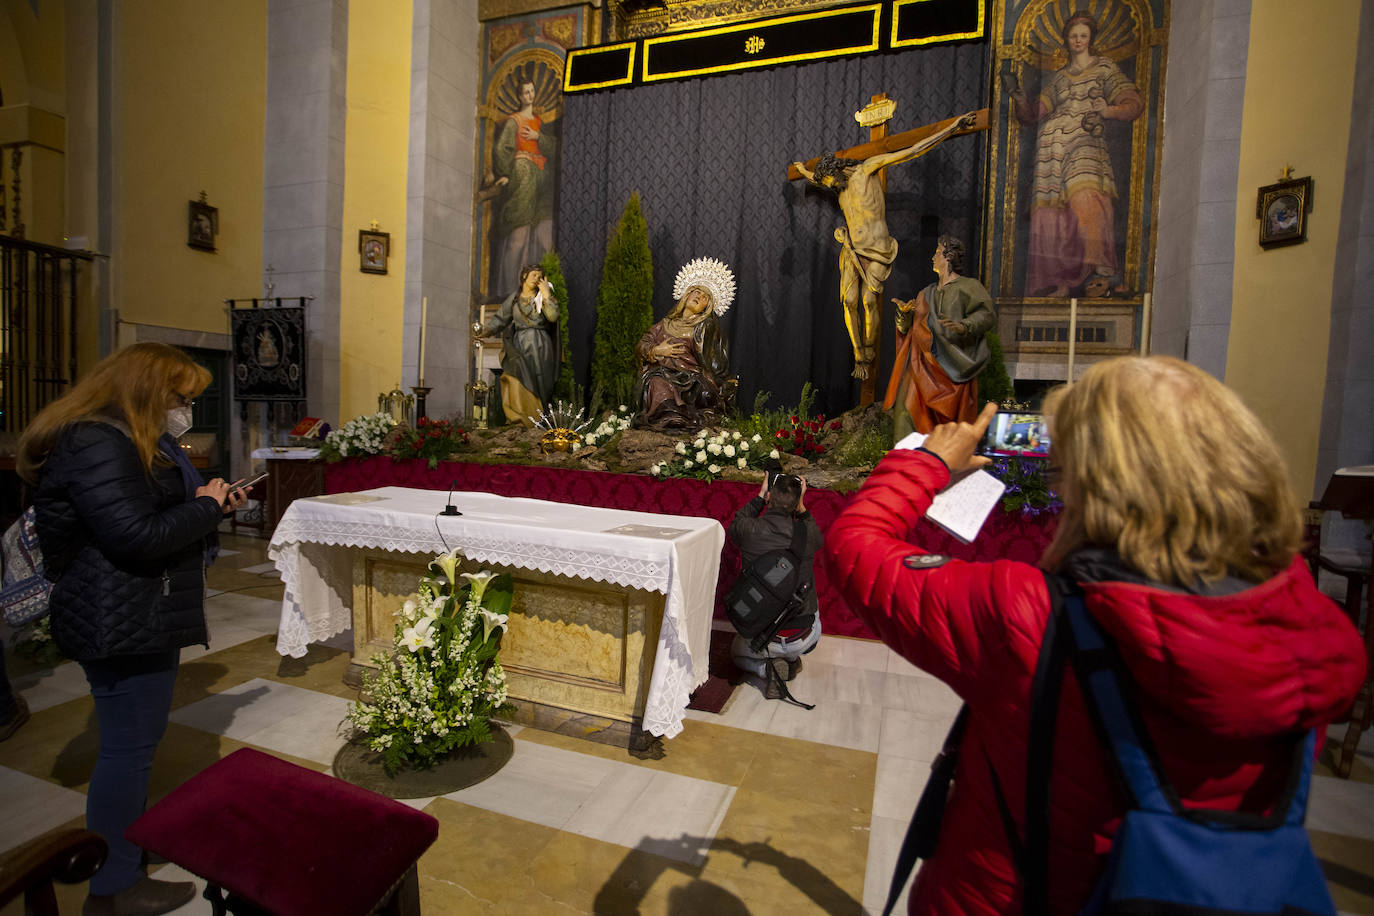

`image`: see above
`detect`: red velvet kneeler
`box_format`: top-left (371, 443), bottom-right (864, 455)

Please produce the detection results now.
top-left (126, 748), bottom-right (438, 916)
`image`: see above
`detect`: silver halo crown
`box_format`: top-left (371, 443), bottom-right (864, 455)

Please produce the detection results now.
top-left (672, 257), bottom-right (736, 317)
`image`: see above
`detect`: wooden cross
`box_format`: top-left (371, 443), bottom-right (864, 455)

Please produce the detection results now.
top-left (786, 107), bottom-right (989, 181)
top-left (789, 104), bottom-right (989, 405)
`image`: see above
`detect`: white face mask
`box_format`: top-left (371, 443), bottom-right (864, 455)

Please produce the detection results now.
top-left (165, 405), bottom-right (193, 439)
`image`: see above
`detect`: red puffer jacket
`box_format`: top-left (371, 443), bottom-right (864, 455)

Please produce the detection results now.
top-left (827, 449), bottom-right (1366, 914)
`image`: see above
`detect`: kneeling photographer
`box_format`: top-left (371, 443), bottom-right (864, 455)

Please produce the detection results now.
top-left (727, 462), bottom-right (823, 700)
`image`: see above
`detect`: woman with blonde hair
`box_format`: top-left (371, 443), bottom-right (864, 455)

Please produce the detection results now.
top-left (18, 342), bottom-right (245, 916)
top-left (828, 355), bottom-right (1365, 913)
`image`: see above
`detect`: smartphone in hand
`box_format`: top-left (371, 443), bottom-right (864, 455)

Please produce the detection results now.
top-left (230, 471), bottom-right (270, 491)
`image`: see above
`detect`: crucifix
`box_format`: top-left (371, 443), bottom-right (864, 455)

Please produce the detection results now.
top-left (791, 102), bottom-right (988, 403)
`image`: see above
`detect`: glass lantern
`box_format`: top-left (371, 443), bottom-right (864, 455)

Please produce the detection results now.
top-left (465, 378), bottom-right (490, 430)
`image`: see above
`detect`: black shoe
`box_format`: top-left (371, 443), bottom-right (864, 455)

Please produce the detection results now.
top-left (0, 696), bottom-right (29, 742)
top-left (83, 877), bottom-right (197, 916)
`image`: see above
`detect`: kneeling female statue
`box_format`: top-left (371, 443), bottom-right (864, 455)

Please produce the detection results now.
top-left (635, 257), bottom-right (736, 431)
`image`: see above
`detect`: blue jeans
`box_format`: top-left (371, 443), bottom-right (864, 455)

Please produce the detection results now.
top-left (80, 651), bottom-right (180, 895)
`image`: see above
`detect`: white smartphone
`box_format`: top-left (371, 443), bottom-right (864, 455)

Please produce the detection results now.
top-left (231, 471), bottom-right (270, 491)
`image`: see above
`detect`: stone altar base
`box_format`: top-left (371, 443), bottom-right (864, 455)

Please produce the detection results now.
top-left (345, 547), bottom-right (666, 749)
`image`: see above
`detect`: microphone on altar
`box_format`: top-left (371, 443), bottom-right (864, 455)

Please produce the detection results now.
top-left (442, 479), bottom-right (461, 516)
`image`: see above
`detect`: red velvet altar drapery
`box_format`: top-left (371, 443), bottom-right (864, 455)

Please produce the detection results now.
top-left (323, 458), bottom-right (1057, 640)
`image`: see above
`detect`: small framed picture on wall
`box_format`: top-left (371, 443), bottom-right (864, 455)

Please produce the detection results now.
top-left (1256, 175), bottom-right (1312, 250)
top-left (359, 229), bottom-right (390, 274)
top-left (188, 197), bottom-right (218, 252)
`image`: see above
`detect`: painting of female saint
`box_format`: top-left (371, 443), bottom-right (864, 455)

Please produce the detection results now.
top-left (484, 58), bottom-right (562, 300)
top-left (988, 0), bottom-right (1166, 304)
top-left (1010, 9), bottom-right (1142, 296)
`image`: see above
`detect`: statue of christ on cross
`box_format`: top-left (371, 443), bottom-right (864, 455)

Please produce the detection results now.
top-left (791, 109), bottom-right (980, 382)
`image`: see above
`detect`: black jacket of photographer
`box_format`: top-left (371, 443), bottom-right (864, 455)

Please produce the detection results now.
top-left (34, 420), bottom-right (225, 661)
top-left (728, 495), bottom-right (824, 631)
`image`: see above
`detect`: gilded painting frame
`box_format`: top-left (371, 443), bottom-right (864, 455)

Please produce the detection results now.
top-left (359, 229), bottom-right (390, 275)
top-left (983, 0), bottom-right (1169, 366)
top-left (1256, 176), bottom-right (1312, 250)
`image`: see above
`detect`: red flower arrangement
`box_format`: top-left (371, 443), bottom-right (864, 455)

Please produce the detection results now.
top-left (392, 416), bottom-right (471, 468)
top-left (772, 413), bottom-right (840, 458)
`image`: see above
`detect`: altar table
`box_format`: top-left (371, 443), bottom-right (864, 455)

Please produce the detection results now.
top-left (268, 487), bottom-right (725, 738)
top-left (322, 458), bottom-right (1059, 639)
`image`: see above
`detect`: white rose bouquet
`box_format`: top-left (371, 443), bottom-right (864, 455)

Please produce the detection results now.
top-left (320, 412), bottom-right (397, 462)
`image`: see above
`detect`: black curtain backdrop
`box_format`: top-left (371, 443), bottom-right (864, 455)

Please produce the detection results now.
top-left (557, 40), bottom-right (989, 419)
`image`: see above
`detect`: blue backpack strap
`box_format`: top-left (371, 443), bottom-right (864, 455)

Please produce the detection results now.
top-left (1059, 590), bottom-right (1174, 814)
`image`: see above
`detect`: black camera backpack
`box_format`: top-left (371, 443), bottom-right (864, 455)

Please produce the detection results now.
top-left (725, 518), bottom-right (812, 652)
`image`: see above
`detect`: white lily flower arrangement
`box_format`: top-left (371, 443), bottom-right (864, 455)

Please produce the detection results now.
top-left (346, 553), bottom-right (514, 774)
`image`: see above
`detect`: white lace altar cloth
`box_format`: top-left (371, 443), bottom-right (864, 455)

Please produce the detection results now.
top-left (268, 486), bottom-right (724, 738)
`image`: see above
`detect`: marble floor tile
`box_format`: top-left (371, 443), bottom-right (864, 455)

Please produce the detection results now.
top-left (564, 767), bottom-right (736, 866)
top-left (443, 738), bottom-right (614, 830)
top-left (873, 752), bottom-right (929, 822)
top-left (180, 624), bottom-right (268, 663)
top-left (204, 593), bottom-right (285, 633)
top-left (864, 813), bottom-right (917, 916)
top-left (879, 706), bottom-right (958, 764)
top-left (734, 731), bottom-right (876, 814)
top-left (1309, 774), bottom-right (1374, 842)
top-left (789, 659), bottom-right (889, 707)
top-left (884, 671), bottom-right (965, 719)
top-left (1310, 829), bottom-right (1374, 914)
top-left (11, 659), bottom-right (90, 713)
top-left (216, 548), bottom-right (241, 557)
top-left (766, 696), bottom-right (883, 753)
top-left (237, 561), bottom-right (281, 575)
top-left (805, 634), bottom-right (894, 672)
top-left (168, 678), bottom-right (350, 765)
top-left (0, 764), bottom-right (89, 855)
top-left (684, 677), bottom-right (779, 733)
top-left (887, 649), bottom-right (929, 679)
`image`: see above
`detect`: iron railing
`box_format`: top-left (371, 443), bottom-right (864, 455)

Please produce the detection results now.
top-left (0, 235), bottom-right (92, 432)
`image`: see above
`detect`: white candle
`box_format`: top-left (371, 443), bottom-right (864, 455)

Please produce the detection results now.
top-left (1067, 297), bottom-right (1078, 382)
top-left (418, 296), bottom-right (428, 385)
top-left (1140, 293), bottom-right (1152, 356)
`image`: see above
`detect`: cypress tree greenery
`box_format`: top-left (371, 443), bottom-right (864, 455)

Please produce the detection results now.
top-left (539, 250), bottom-right (575, 403)
top-left (592, 193), bottom-right (654, 406)
top-left (976, 329), bottom-right (1014, 407)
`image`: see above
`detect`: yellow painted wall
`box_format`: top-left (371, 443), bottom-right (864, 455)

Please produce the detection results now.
top-left (2, 0), bottom-right (64, 109)
top-left (110, 1), bottom-right (266, 333)
top-left (1227, 0), bottom-right (1360, 499)
top-left (338, 0), bottom-right (412, 420)
top-left (1, 1), bottom-right (67, 245)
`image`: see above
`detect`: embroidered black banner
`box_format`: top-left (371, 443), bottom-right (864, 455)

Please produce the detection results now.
top-left (230, 303), bottom-right (307, 402)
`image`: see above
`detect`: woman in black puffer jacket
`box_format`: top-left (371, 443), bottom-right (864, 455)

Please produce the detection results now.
top-left (18, 342), bottom-right (245, 916)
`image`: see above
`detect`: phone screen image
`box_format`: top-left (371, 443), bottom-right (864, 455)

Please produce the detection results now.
top-left (980, 413), bottom-right (1050, 459)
